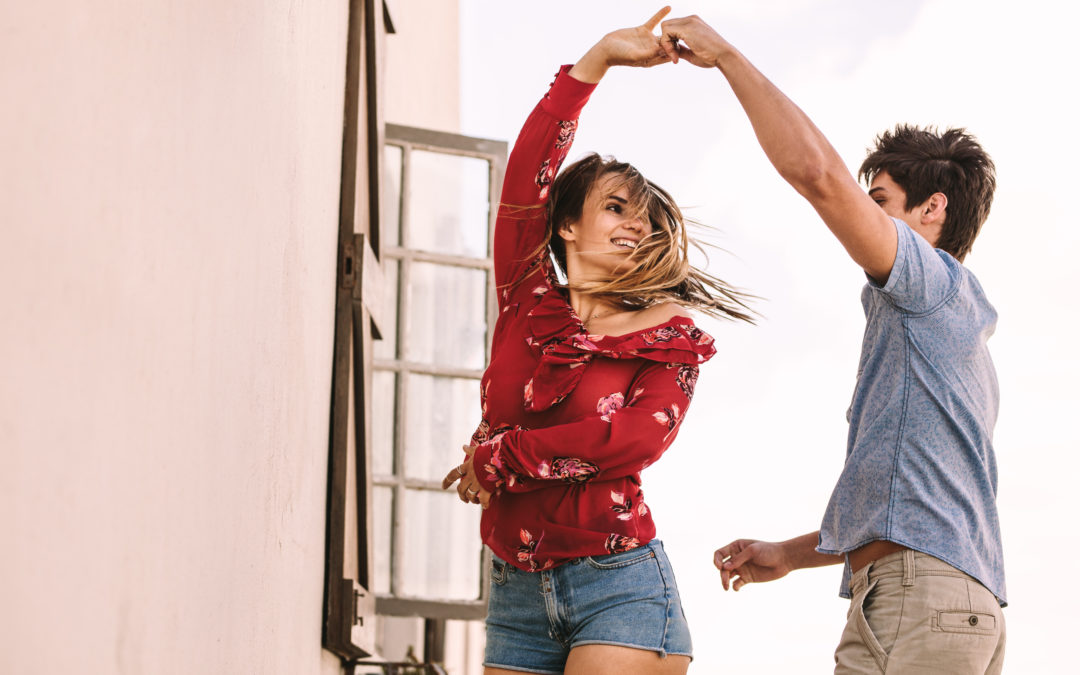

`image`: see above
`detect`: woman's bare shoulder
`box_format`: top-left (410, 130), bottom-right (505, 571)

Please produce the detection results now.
top-left (624, 302), bottom-right (693, 332)
top-left (645, 301), bottom-right (692, 321)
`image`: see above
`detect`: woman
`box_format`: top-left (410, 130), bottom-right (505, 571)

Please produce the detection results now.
top-left (441, 8), bottom-right (752, 674)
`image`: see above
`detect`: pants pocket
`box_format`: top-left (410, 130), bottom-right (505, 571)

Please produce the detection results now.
top-left (490, 557), bottom-right (511, 586)
top-left (852, 579), bottom-right (892, 671)
top-left (583, 547), bottom-right (656, 570)
top-left (932, 609), bottom-right (998, 636)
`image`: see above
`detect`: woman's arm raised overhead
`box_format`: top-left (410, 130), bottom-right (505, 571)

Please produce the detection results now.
top-left (493, 8), bottom-right (675, 306)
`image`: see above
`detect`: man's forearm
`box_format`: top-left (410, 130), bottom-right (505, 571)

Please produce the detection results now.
top-left (783, 531), bottom-right (843, 570)
top-left (711, 45), bottom-right (846, 199)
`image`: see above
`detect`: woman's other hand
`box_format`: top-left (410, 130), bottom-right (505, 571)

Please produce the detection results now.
top-left (570, 7), bottom-right (673, 83)
top-left (441, 444), bottom-right (492, 509)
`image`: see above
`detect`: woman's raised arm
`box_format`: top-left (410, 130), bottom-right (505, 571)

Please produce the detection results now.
top-left (492, 8), bottom-right (674, 306)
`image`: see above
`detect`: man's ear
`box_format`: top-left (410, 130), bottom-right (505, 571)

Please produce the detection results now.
top-left (922, 192), bottom-right (948, 225)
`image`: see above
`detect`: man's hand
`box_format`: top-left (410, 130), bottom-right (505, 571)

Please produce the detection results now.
top-left (441, 444), bottom-right (492, 509)
top-left (713, 538), bottom-right (793, 591)
top-left (658, 14), bottom-right (732, 68)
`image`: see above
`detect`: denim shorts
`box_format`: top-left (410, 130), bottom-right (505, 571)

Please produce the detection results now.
top-left (483, 539), bottom-right (693, 674)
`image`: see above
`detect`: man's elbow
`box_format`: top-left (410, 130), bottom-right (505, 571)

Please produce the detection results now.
top-left (779, 155), bottom-right (847, 203)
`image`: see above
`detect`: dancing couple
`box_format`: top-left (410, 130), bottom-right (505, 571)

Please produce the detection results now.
top-left (442, 8), bottom-right (1005, 674)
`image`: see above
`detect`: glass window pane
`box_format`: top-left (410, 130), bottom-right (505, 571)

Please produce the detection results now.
top-left (406, 150), bottom-right (490, 259)
top-left (373, 259), bottom-right (399, 361)
top-left (406, 262), bottom-right (487, 370)
top-left (373, 486), bottom-right (393, 594)
top-left (399, 488), bottom-right (482, 600)
top-left (404, 374), bottom-right (481, 482)
top-left (371, 370), bottom-right (396, 476)
top-left (382, 144), bottom-right (403, 248)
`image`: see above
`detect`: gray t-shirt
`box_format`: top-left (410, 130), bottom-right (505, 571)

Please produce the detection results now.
top-left (817, 217), bottom-right (1005, 605)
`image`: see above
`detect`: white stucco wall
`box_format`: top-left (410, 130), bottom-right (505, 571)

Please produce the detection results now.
top-left (1, 2), bottom-right (351, 673)
top-left (384, 0), bottom-right (461, 132)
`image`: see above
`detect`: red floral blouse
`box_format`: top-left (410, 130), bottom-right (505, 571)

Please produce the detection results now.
top-left (469, 65), bottom-right (716, 572)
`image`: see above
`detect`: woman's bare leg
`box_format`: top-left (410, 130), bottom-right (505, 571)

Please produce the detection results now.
top-left (565, 645), bottom-right (690, 675)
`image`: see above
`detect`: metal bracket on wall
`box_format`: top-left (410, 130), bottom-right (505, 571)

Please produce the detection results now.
top-left (340, 233), bottom-right (385, 340)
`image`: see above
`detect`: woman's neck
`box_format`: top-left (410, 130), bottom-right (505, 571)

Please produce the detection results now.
top-left (565, 260), bottom-right (615, 320)
top-left (568, 290), bottom-right (616, 325)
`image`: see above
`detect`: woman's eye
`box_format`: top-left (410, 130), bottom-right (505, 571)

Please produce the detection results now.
top-left (606, 204), bottom-right (622, 213)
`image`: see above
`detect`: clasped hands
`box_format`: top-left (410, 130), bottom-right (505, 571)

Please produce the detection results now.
top-left (441, 444), bottom-right (492, 509)
top-left (574, 6), bottom-right (734, 82)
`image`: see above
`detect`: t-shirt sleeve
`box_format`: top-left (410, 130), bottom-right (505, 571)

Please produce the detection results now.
top-left (871, 217), bottom-right (961, 313)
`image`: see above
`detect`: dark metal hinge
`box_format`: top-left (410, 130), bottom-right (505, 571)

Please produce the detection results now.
top-left (353, 588), bottom-right (365, 626)
top-left (340, 239), bottom-right (357, 291)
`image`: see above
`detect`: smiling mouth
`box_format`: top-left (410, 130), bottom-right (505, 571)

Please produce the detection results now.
top-left (611, 238), bottom-right (638, 250)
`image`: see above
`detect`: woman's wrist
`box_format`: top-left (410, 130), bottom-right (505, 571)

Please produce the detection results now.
top-left (568, 39), bottom-right (612, 84)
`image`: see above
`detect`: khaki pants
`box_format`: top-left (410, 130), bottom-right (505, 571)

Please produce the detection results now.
top-left (835, 550), bottom-right (1006, 674)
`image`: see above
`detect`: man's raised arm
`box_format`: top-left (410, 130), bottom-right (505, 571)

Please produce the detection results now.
top-left (659, 15), bottom-right (897, 283)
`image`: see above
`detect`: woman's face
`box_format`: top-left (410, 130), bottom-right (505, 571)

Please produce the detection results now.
top-left (559, 173), bottom-right (653, 279)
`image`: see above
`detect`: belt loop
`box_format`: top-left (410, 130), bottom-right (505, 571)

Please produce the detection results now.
top-left (902, 549), bottom-right (916, 587)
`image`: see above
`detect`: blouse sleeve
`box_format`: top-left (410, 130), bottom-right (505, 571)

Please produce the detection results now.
top-left (471, 361), bottom-right (700, 493)
top-left (493, 65), bottom-right (597, 308)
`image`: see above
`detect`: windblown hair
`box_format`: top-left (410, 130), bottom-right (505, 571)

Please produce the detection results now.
top-left (859, 125), bottom-right (996, 262)
top-left (527, 153), bottom-right (754, 323)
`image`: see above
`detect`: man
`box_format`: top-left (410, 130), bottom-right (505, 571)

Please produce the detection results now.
top-left (657, 14), bottom-right (1006, 674)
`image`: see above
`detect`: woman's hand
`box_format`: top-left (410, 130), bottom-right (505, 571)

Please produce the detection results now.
top-left (569, 7), bottom-right (673, 83)
top-left (601, 6), bottom-right (673, 67)
top-left (441, 444), bottom-right (492, 509)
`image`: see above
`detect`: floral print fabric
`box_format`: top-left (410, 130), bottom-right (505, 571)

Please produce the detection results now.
top-left (469, 66), bottom-right (716, 572)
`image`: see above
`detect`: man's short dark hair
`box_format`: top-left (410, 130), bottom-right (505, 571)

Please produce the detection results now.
top-left (859, 125), bottom-right (996, 261)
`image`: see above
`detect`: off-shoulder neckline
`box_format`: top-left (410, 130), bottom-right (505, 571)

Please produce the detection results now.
top-left (568, 312), bottom-right (698, 342)
top-left (560, 291), bottom-right (696, 341)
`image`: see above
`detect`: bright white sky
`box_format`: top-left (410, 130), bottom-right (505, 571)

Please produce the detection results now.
top-left (461, 1), bottom-right (1077, 671)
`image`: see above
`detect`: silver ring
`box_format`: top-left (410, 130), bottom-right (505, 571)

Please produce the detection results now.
top-left (456, 464), bottom-right (467, 477)
top-left (466, 487), bottom-right (479, 497)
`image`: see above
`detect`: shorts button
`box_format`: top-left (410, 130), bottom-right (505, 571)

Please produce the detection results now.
top-left (968, 615), bottom-right (979, 626)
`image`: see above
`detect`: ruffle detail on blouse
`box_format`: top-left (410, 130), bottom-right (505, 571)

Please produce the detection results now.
top-left (522, 288), bottom-right (717, 412)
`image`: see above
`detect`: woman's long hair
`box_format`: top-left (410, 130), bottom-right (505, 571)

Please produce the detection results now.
top-left (515, 153), bottom-right (755, 323)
